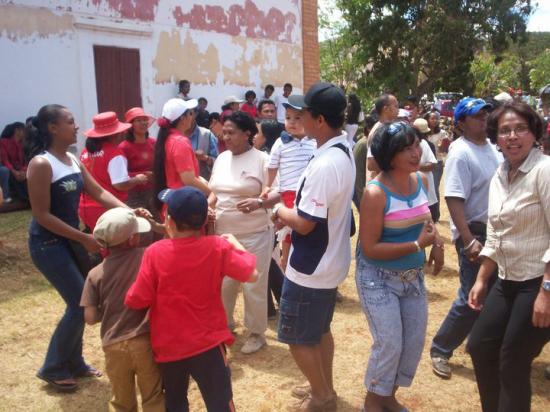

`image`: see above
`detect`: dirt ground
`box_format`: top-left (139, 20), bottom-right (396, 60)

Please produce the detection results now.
top-left (0, 204), bottom-right (548, 412)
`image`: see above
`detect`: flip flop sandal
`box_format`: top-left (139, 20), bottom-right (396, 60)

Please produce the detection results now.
top-left (75, 366), bottom-right (103, 378)
top-left (36, 373), bottom-right (77, 392)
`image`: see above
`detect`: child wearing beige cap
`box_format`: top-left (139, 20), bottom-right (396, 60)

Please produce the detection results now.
top-left (80, 208), bottom-right (164, 412)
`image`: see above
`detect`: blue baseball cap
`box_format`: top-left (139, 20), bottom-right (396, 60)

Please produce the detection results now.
top-left (454, 97), bottom-right (492, 123)
top-left (158, 187), bottom-right (208, 229)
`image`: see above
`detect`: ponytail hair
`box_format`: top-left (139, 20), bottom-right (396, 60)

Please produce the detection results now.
top-left (153, 115), bottom-right (182, 211)
top-left (85, 137), bottom-right (107, 154)
top-left (25, 104), bottom-right (66, 161)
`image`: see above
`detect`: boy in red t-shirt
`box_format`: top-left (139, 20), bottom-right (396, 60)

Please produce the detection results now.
top-left (125, 186), bottom-right (257, 412)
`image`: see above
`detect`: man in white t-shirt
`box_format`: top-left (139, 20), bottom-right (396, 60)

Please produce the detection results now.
top-left (366, 94), bottom-right (399, 181)
top-left (413, 118), bottom-right (439, 221)
top-left (273, 82), bottom-right (355, 411)
top-left (430, 97), bottom-right (502, 380)
top-left (274, 83), bottom-right (293, 126)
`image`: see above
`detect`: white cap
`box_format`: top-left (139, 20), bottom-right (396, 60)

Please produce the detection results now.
top-left (494, 92), bottom-right (513, 103)
top-left (398, 108), bottom-right (410, 119)
top-left (161, 98), bottom-right (198, 122)
top-left (93, 208), bottom-right (151, 248)
top-left (224, 95), bottom-right (244, 105)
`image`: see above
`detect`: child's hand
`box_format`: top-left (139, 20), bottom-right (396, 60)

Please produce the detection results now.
top-left (221, 233), bottom-right (246, 251)
top-left (260, 187), bottom-right (272, 199)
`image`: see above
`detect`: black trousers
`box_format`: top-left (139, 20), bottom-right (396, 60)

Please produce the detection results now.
top-left (159, 345), bottom-right (234, 412)
top-left (467, 277), bottom-right (550, 412)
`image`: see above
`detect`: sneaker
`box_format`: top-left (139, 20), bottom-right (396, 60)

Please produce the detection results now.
top-left (431, 356), bottom-right (452, 379)
top-left (241, 333), bottom-right (266, 354)
top-left (3, 197), bottom-right (12, 203)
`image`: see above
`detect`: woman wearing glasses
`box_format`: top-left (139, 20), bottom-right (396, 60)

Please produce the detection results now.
top-left (356, 121), bottom-right (444, 412)
top-left (468, 102), bottom-right (550, 412)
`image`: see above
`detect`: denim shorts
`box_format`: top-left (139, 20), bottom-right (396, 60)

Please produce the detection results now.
top-left (277, 277), bottom-right (337, 345)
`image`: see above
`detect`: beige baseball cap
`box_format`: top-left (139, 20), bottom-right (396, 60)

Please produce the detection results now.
top-left (93, 208), bottom-right (151, 247)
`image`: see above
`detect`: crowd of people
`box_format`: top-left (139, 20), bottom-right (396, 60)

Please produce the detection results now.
top-left (1, 79), bottom-right (550, 412)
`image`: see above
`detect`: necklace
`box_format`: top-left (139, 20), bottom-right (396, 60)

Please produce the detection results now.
top-left (385, 172), bottom-right (413, 207)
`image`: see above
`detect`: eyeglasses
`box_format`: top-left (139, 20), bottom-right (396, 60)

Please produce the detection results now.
top-left (497, 124), bottom-right (531, 138)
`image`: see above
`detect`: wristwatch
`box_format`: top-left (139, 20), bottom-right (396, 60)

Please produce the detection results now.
top-left (542, 280), bottom-right (550, 292)
top-left (256, 198), bottom-right (264, 209)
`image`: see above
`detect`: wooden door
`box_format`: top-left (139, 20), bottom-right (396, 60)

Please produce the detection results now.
top-left (93, 46), bottom-right (142, 119)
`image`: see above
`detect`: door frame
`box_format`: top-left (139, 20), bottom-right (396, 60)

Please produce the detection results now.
top-left (75, 18), bottom-right (153, 151)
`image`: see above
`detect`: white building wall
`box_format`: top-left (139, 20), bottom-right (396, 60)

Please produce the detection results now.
top-left (0, 0), bottom-right (304, 150)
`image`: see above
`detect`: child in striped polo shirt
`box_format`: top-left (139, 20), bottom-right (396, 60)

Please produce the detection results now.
top-left (262, 98), bottom-right (316, 271)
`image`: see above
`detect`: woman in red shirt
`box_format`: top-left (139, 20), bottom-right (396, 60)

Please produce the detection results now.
top-left (0, 121), bottom-right (28, 201)
top-left (79, 112), bottom-right (149, 230)
top-left (153, 98), bottom-right (210, 218)
top-left (119, 107), bottom-right (156, 211)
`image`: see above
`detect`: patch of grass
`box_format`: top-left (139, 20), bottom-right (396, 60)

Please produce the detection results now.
top-left (0, 205), bottom-right (548, 411)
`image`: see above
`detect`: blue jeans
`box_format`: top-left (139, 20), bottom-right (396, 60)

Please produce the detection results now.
top-left (29, 235), bottom-right (88, 380)
top-left (430, 240), bottom-right (489, 359)
top-left (0, 166), bottom-right (10, 199)
top-left (355, 256), bottom-right (428, 396)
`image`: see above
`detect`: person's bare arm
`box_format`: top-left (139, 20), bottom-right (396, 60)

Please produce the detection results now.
top-left (112, 174), bottom-right (149, 191)
top-left (84, 306), bottom-right (101, 325)
top-left (275, 206), bottom-right (316, 235)
top-left (446, 196), bottom-right (482, 259)
top-left (179, 171), bottom-right (211, 196)
top-left (261, 168), bottom-right (278, 197)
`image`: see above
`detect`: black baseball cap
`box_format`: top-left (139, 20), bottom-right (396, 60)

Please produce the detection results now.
top-left (287, 82), bottom-right (347, 118)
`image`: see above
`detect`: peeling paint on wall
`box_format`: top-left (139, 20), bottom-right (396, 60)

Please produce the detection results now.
top-left (0, 5), bottom-right (74, 41)
top-left (153, 30), bottom-right (302, 88)
top-left (153, 31), bottom-right (221, 85)
top-left (90, 0), bottom-right (160, 22)
top-left (172, 0), bottom-right (298, 44)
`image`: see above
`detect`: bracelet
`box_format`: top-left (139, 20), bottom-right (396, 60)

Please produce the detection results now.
top-left (414, 240), bottom-right (421, 252)
top-left (433, 242), bottom-right (444, 249)
top-left (257, 198), bottom-right (264, 209)
top-left (464, 238), bottom-right (477, 251)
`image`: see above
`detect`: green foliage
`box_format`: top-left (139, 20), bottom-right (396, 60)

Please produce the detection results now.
top-left (529, 48), bottom-right (550, 91)
top-left (470, 52), bottom-right (521, 97)
top-left (333, 0), bottom-right (531, 99)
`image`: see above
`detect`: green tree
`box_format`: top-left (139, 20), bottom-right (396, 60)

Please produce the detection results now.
top-left (470, 51), bottom-right (521, 97)
top-left (337, 0), bottom-right (531, 99)
top-left (529, 48), bottom-right (550, 91)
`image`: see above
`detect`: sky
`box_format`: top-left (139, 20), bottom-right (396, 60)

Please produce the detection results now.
top-left (318, 0), bottom-right (550, 41)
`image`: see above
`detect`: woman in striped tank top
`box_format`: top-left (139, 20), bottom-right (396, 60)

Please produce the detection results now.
top-left (356, 122), bottom-right (444, 412)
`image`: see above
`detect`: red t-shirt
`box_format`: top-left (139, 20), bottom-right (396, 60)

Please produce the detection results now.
top-left (125, 236), bottom-right (256, 362)
top-left (240, 102), bottom-right (257, 118)
top-left (79, 142), bottom-right (129, 229)
top-left (119, 138), bottom-right (156, 191)
top-left (0, 138), bottom-right (26, 172)
top-left (164, 129), bottom-right (199, 189)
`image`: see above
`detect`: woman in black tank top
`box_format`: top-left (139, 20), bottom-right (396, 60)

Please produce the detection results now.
top-left (26, 105), bottom-right (133, 392)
